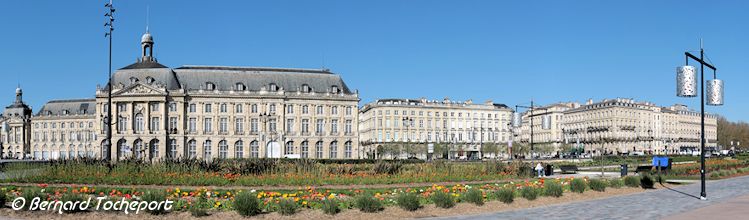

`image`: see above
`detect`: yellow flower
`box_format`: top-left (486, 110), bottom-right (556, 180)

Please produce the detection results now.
top-left (328, 194), bottom-right (336, 199)
top-left (302, 201), bottom-right (307, 205)
top-left (175, 188), bottom-right (181, 193)
top-left (257, 194), bottom-right (263, 199)
top-left (282, 193), bottom-right (288, 198)
top-left (294, 198), bottom-right (300, 202)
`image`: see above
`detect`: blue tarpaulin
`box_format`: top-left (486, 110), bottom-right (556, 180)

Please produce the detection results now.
top-left (652, 156), bottom-right (669, 167)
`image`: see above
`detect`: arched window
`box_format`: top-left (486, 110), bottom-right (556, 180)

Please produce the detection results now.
top-left (117, 139), bottom-right (127, 159)
top-left (315, 141), bottom-right (324, 158)
top-left (134, 113), bottom-right (144, 133)
top-left (150, 139), bottom-right (159, 159)
top-left (235, 140), bottom-right (244, 158)
top-left (168, 139), bottom-right (178, 159)
top-left (187, 140), bottom-right (197, 158)
top-left (269, 83), bottom-right (278, 91)
top-left (145, 76), bottom-right (155, 84)
top-left (219, 140), bottom-right (228, 159)
top-left (134, 139), bottom-right (144, 159)
top-left (285, 141), bottom-right (294, 155)
top-left (301, 84), bottom-right (311, 93)
top-left (205, 82), bottom-right (216, 90)
top-left (329, 141), bottom-right (338, 159)
top-left (236, 83), bottom-right (246, 91)
top-left (69, 144), bottom-right (76, 159)
top-left (301, 141), bottom-right (309, 158)
top-left (344, 141), bottom-right (352, 158)
top-left (203, 140), bottom-right (212, 159)
top-left (130, 77), bottom-right (139, 84)
top-left (250, 141), bottom-right (259, 158)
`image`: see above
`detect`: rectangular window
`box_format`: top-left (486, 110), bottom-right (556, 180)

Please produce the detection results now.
top-left (235, 118), bottom-right (244, 133)
top-left (204, 118), bottom-right (213, 132)
top-left (302, 105), bottom-right (309, 114)
top-left (251, 118), bottom-right (259, 133)
top-left (331, 119), bottom-right (338, 134)
top-left (316, 119), bottom-right (324, 134)
top-left (118, 117), bottom-right (127, 132)
top-left (151, 103), bottom-right (160, 111)
top-left (235, 104), bottom-right (243, 113)
top-left (220, 104), bottom-right (227, 113)
top-left (346, 106), bottom-right (352, 115)
top-left (269, 104), bottom-right (276, 113)
top-left (151, 117), bottom-right (160, 131)
top-left (331, 106), bottom-right (338, 115)
top-left (169, 102), bottom-right (177, 112)
top-left (301, 119), bottom-right (309, 133)
top-left (251, 104), bottom-right (258, 113)
top-left (286, 119), bottom-right (294, 132)
top-left (189, 118), bottom-right (197, 132)
top-left (189, 104), bottom-right (196, 113)
top-left (269, 119), bottom-right (277, 132)
top-left (204, 104), bottom-right (212, 113)
top-left (345, 120), bottom-right (352, 134)
top-left (169, 117), bottom-right (178, 131)
top-left (287, 105), bottom-right (294, 114)
top-left (219, 118), bottom-right (228, 133)
top-left (117, 103), bottom-right (127, 112)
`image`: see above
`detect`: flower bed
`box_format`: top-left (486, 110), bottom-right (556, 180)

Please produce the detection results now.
top-left (0, 176), bottom-right (624, 217)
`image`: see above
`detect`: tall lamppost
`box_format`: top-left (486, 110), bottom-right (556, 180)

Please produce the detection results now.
top-left (676, 42), bottom-right (723, 200)
top-left (513, 101), bottom-right (547, 166)
top-left (103, 1), bottom-right (116, 162)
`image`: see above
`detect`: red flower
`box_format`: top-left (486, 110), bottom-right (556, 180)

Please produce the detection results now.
top-left (37, 183), bottom-right (48, 188)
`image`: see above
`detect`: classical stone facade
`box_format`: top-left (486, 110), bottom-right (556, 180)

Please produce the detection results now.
top-left (561, 98), bottom-right (717, 155)
top-left (94, 32), bottom-right (360, 161)
top-left (0, 87), bottom-right (32, 158)
top-left (515, 102), bottom-right (580, 157)
top-left (359, 98), bottom-right (513, 160)
top-left (30, 99), bottom-right (96, 159)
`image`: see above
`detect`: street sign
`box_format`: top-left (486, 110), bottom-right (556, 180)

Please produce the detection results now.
top-left (427, 143), bottom-right (434, 153)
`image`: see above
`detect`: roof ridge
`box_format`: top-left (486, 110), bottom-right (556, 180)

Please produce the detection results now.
top-left (176, 65), bottom-right (332, 74)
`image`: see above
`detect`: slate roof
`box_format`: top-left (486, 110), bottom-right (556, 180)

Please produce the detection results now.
top-left (109, 63), bottom-right (354, 95)
top-left (36, 99), bottom-right (96, 117)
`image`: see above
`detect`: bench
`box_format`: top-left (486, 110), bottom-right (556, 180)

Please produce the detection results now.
top-left (558, 165), bottom-right (578, 174)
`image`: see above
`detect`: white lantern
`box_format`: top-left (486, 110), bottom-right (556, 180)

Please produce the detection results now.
top-left (511, 112), bottom-right (522, 127)
top-left (706, 79), bottom-right (723, 106)
top-left (677, 66), bottom-right (698, 97)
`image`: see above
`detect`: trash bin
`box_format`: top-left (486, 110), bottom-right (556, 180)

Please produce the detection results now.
top-left (620, 164), bottom-right (628, 177)
top-left (545, 164), bottom-right (554, 176)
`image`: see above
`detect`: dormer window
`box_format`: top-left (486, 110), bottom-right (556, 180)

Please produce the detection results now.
top-left (206, 82), bottom-right (216, 90)
top-left (62, 110), bottom-right (69, 115)
top-left (145, 76), bottom-right (155, 84)
top-left (301, 84), bottom-right (311, 93)
top-left (236, 83), bottom-right (246, 91)
top-left (130, 77), bottom-right (139, 84)
top-left (269, 83), bottom-right (278, 92)
top-left (331, 85), bottom-right (340, 94)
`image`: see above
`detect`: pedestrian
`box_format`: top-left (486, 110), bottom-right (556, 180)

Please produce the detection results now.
top-left (535, 162), bottom-right (544, 177)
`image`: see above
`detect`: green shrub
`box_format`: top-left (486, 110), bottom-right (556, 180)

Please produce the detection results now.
top-left (710, 172), bottom-right (720, 178)
top-left (624, 176), bottom-right (640, 187)
top-left (321, 199), bottom-right (341, 215)
top-left (570, 178), bottom-right (587, 193)
top-left (22, 189), bottom-right (44, 211)
top-left (142, 190), bottom-right (169, 215)
top-left (463, 189), bottom-right (484, 206)
top-left (495, 188), bottom-right (515, 204)
top-left (431, 191), bottom-right (455, 209)
top-left (609, 178), bottom-right (624, 188)
top-left (189, 197), bottom-right (210, 217)
top-left (60, 193), bottom-right (88, 213)
top-left (234, 191), bottom-right (262, 217)
top-left (589, 179), bottom-right (607, 192)
top-left (354, 195), bottom-right (383, 213)
top-left (655, 175), bottom-right (667, 183)
top-left (520, 186), bottom-right (540, 201)
top-left (396, 193), bottom-right (421, 211)
top-left (277, 198), bottom-right (298, 216)
top-left (0, 190), bottom-right (7, 209)
top-left (543, 181), bottom-right (564, 197)
top-left (640, 173), bottom-right (655, 189)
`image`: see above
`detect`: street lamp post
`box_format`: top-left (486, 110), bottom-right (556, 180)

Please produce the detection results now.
top-left (402, 117), bottom-right (413, 158)
top-left (103, 1), bottom-right (115, 162)
top-left (676, 41), bottom-right (723, 200)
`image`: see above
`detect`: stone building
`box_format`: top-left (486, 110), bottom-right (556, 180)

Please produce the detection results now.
top-left (30, 99), bottom-right (96, 159)
top-left (561, 98), bottom-right (717, 155)
top-left (94, 31), bottom-right (360, 161)
top-left (515, 102), bottom-right (580, 157)
top-left (359, 98), bottom-right (513, 160)
top-left (0, 87), bottom-right (32, 158)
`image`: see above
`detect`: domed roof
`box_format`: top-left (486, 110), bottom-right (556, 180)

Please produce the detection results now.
top-left (141, 32), bottom-right (153, 44)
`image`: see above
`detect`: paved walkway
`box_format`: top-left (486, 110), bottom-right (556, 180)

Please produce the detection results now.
top-left (435, 175), bottom-right (749, 220)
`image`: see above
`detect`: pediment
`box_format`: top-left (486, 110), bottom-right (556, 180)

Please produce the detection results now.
top-left (112, 83), bottom-right (167, 96)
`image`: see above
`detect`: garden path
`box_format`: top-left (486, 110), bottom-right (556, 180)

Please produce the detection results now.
top-left (437, 175), bottom-right (749, 220)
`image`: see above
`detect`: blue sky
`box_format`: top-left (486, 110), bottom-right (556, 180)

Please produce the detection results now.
top-left (0, 1), bottom-right (746, 121)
